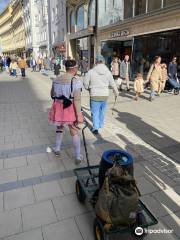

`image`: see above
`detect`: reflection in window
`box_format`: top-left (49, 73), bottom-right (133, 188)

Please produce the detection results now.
top-left (124, 0), bottom-right (133, 19)
top-left (148, 0), bottom-right (162, 12)
top-left (164, 0), bottom-right (179, 6)
top-left (132, 30), bottom-right (180, 77)
top-left (77, 5), bottom-right (87, 31)
top-left (98, 0), bottom-right (123, 27)
top-left (88, 0), bottom-right (95, 26)
top-left (135, 0), bottom-right (147, 16)
top-left (70, 11), bottom-right (75, 33)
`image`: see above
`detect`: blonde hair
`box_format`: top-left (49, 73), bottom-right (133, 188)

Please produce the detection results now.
top-left (136, 73), bottom-right (142, 78)
top-left (161, 63), bottom-right (167, 69)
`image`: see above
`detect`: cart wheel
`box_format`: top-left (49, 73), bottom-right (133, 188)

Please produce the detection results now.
top-left (174, 89), bottom-right (179, 95)
top-left (75, 180), bottom-right (86, 203)
top-left (94, 218), bottom-right (105, 240)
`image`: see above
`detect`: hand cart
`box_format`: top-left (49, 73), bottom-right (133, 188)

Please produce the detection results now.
top-left (74, 122), bottom-right (158, 240)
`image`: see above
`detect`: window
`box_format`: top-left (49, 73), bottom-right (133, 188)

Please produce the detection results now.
top-left (76, 5), bottom-right (87, 31)
top-left (148, 0), bottom-right (162, 12)
top-left (164, 0), bottom-right (179, 7)
top-left (135, 0), bottom-right (147, 16)
top-left (132, 29), bottom-right (180, 77)
top-left (53, 32), bottom-right (56, 43)
top-left (52, 8), bottom-right (55, 21)
top-left (124, 0), bottom-right (133, 19)
top-left (70, 11), bottom-right (75, 33)
top-left (55, 5), bottom-right (58, 15)
top-left (88, 0), bottom-right (95, 26)
top-left (98, 0), bottom-right (123, 27)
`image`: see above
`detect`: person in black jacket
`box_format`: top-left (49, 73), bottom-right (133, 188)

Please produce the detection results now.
top-left (168, 57), bottom-right (178, 80)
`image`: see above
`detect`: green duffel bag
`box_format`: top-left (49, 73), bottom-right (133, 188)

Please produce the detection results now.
top-left (95, 165), bottom-right (140, 231)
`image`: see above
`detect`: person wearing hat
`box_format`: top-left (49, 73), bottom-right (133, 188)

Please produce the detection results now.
top-left (48, 60), bottom-right (83, 164)
top-left (84, 54), bottom-right (118, 135)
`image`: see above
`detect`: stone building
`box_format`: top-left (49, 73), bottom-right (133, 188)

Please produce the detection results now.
top-left (34, 0), bottom-right (50, 57)
top-left (66, 0), bottom-right (96, 67)
top-left (0, 0), bottom-right (25, 56)
top-left (49, 0), bottom-right (67, 58)
top-left (23, 0), bottom-right (39, 58)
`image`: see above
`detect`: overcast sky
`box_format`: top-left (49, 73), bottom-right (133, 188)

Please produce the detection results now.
top-left (0, 0), bottom-right (10, 13)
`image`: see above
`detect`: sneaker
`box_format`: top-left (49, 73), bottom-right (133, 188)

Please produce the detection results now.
top-left (75, 155), bottom-right (83, 165)
top-left (51, 147), bottom-right (61, 157)
top-left (92, 129), bottom-right (99, 135)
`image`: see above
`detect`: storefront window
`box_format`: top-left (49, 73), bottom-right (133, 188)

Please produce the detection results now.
top-left (76, 5), bottom-right (88, 31)
top-left (135, 0), bottom-right (147, 16)
top-left (88, 0), bottom-right (95, 26)
top-left (164, 0), bottom-right (179, 7)
top-left (132, 29), bottom-right (180, 78)
top-left (124, 0), bottom-right (133, 19)
top-left (98, 0), bottom-right (123, 27)
top-left (70, 11), bottom-right (75, 33)
top-left (148, 0), bottom-right (162, 12)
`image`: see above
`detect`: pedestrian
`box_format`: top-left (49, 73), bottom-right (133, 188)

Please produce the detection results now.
top-left (147, 56), bottom-right (162, 101)
top-left (6, 56), bottom-right (11, 74)
top-left (111, 57), bottom-right (122, 91)
top-left (80, 57), bottom-right (88, 76)
top-left (158, 63), bottom-right (168, 95)
top-left (168, 57), bottom-right (178, 80)
top-left (31, 57), bottom-right (37, 72)
top-left (84, 54), bottom-right (118, 135)
top-left (54, 57), bottom-right (61, 76)
top-left (37, 57), bottom-right (42, 72)
top-left (18, 57), bottom-right (28, 77)
top-left (48, 60), bottom-right (83, 164)
top-left (134, 73), bottom-right (144, 101)
top-left (120, 55), bottom-right (131, 91)
top-left (0, 56), bottom-right (3, 71)
top-left (10, 60), bottom-right (18, 77)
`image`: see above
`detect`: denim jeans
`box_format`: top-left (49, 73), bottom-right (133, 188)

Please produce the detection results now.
top-left (12, 69), bottom-right (17, 76)
top-left (150, 91), bottom-right (157, 98)
top-left (90, 100), bottom-right (107, 130)
top-left (21, 68), bottom-right (25, 77)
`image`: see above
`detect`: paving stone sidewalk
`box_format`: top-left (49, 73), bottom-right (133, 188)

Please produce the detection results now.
top-left (0, 70), bottom-right (179, 240)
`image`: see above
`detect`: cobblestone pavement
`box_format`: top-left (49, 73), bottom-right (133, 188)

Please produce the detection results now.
top-left (0, 69), bottom-right (179, 240)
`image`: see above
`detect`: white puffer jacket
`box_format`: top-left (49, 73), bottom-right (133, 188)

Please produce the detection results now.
top-left (84, 64), bottom-right (118, 97)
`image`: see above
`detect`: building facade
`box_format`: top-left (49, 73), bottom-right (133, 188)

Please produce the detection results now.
top-left (33, 0), bottom-right (50, 57)
top-left (23, 0), bottom-right (39, 58)
top-left (0, 5), bottom-right (13, 54)
top-left (97, 0), bottom-right (180, 77)
top-left (66, 0), bottom-right (96, 67)
top-left (49, 0), bottom-right (67, 58)
top-left (0, 0), bottom-right (25, 56)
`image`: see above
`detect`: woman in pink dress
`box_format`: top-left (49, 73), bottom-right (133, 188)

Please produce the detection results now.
top-left (49, 60), bottom-right (83, 164)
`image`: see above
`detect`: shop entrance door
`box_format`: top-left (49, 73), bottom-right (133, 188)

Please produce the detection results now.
top-left (101, 40), bottom-right (133, 68)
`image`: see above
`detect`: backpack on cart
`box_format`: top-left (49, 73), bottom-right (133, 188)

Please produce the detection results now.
top-left (95, 165), bottom-right (140, 232)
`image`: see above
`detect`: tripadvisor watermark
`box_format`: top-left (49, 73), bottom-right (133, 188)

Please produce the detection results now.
top-left (135, 227), bottom-right (174, 236)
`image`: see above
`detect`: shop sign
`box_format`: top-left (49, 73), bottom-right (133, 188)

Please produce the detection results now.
top-left (111, 30), bottom-right (130, 38)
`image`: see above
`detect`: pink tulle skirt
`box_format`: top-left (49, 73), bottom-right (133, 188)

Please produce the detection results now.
top-left (48, 101), bottom-right (77, 126)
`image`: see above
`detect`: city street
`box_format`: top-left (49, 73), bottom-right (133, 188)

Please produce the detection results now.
top-left (0, 69), bottom-right (179, 240)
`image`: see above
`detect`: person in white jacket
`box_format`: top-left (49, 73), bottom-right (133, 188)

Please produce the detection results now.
top-left (84, 54), bottom-right (118, 135)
